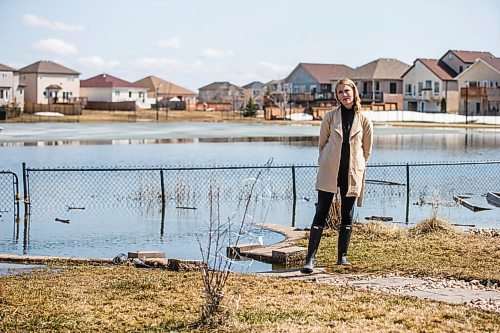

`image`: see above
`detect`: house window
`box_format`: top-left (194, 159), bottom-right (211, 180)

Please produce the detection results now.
top-left (309, 85), bottom-right (316, 94)
top-left (375, 81), bottom-right (380, 92)
top-left (425, 80), bottom-right (432, 89)
top-left (1, 73), bottom-right (7, 78)
top-left (128, 91), bottom-right (132, 98)
top-left (434, 82), bottom-right (440, 95)
top-left (418, 82), bottom-right (423, 95)
top-left (115, 91), bottom-right (120, 96)
top-left (459, 65), bottom-right (463, 73)
top-left (139, 92), bottom-right (144, 98)
top-left (405, 84), bottom-right (412, 96)
top-left (0, 89), bottom-right (5, 99)
top-left (389, 82), bottom-right (397, 94)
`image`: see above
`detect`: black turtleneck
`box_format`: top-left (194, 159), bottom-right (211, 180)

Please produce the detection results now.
top-left (338, 105), bottom-right (355, 187)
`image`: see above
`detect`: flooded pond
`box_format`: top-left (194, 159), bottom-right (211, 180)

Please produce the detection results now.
top-left (1, 122), bottom-right (499, 272)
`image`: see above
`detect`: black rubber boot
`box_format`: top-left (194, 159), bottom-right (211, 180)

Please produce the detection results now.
top-left (300, 224), bottom-right (324, 274)
top-left (337, 225), bottom-right (353, 266)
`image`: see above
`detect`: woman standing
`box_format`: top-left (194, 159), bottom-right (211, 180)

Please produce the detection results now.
top-left (301, 78), bottom-right (373, 274)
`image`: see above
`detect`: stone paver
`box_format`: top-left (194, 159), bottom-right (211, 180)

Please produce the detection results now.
top-left (256, 269), bottom-right (500, 313)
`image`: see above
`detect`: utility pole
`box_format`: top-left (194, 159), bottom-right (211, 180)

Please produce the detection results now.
top-left (465, 82), bottom-right (469, 125)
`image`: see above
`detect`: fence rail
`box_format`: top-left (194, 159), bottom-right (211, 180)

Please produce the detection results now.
top-left (15, 160), bottom-right (500, 225)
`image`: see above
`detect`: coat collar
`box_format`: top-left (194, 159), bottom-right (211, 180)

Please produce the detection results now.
top-left (332, 106), bottom-right (361, 139)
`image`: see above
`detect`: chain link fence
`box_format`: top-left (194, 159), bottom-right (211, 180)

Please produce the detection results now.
top-left (0, 170), bottom-right (20, 216)
top-left (20, 160), bottom-right (500, 226)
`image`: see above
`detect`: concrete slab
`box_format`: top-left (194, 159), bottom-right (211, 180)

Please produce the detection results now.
top-left (405, 288), bottom-right (500, 304)
top-left (349, 277), bottom-right (428, 288)
top-left (256, 269), bottom-right (500, 311)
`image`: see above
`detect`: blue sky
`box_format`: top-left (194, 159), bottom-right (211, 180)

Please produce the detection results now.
top-left (1, 0), bottom-right (499, 91)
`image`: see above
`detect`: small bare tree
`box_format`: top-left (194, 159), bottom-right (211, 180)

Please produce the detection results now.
top-left (194, 160), bottom-right (272, 328)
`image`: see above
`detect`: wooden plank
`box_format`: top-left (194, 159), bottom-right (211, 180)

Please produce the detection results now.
top-left (453, 195), bottom-right (491, 212)
top-left (486, 192), bottom-right (500, 207)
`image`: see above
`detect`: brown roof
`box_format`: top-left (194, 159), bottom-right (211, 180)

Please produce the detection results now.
top-left (19, 60), bottom-right (80, 75)
top-left (481, 57), bottom-right (500, 72)
top-left (134, 75), bottom-right (196, 96)
top-left (81, 73), bottom-right (138, 88)
top-left (350, 58), bottom-right (410, 80)
top-left (199, 81), bottom-right (242, 90)
top-left (446, 50), bottom-right (495, 64)
top-left (292, 63), bottom-right (353, 83)
top-left (0, 63), bottom-right (17, 72)
top-left (403, 59), bottom-right (457, 80)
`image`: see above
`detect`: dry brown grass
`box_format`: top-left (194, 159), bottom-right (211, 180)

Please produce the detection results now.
top-left (312, 219), bottom-right (500, 283)
top-left (1, 265), bottom-right (498, 332)
top-left (408, 212), bottom-right (459, 237)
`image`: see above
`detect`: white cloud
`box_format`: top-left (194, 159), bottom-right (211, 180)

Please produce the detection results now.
top-left (78, 56), bottom-right (120, 68)
top-left (131, 57), bottom-right (203, 72)
top-left (201, 48), bottom-right (235, 59)
top-left (157, 37), bottom-right (181, 50)
top-left (32, 38), bottom-right (77, 55)
top-left (132, 57), bottom-right (186, 70)
top-left (257, 61), bottom-right (290, 74)
top-left (23, 14), bottom-right (84, 32)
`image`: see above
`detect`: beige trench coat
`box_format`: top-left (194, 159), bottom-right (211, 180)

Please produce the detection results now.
top-left (315, 107), bottom-right (373, 207)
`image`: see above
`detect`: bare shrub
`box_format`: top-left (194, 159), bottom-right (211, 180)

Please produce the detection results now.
top-left (193, 160), bottom-right (272, 329)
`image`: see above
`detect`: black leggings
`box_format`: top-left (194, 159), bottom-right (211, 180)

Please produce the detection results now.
top-left (311, 186), bottom-right (356, 228)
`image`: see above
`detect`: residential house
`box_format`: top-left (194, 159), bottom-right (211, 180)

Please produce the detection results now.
top-left (0, 63), bottom-right (24, 110)
top-left (19, 60), bottom-right (80, 105)
top-left (241, 81), bottom-right (265, 108)
top-left (263, 79), bottom-right (285, 106)
top-left (80, 73), bottom-right (149, 109)
top-left (198, 81), bottom-right (244, 110)
top-left (455, 56), bottom-right (500, 115)
top-left (402, 50), bottom-right (498, 114)
top-left (284, 63), bottom-right (353, 107)
top-left (348, 58), bottom-right (410, 110)
top-left (439, 50), bottom-right (494, 76)
top-left (134, 75), bottom-right (197, 110)
top-left (402, 59), bottom-right (458, 113)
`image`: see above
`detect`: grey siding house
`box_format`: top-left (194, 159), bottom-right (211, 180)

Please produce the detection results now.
top-left (198, 81), bottom-right (244, 110)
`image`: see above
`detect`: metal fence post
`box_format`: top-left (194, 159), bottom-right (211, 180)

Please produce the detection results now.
top-left (291, 165), bottom-right (297, 227)
top-left (160, 169), bottom-right (166, 208)
top-left (22, 162), bottom-right (30, 213)
top-left (405, 163), bottom-right (410, 224)
top-left (160, 169), bottom-right (166, 237)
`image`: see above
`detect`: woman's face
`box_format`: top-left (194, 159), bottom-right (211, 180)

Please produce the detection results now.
top-left (336, 83), bottom-right (354, 109)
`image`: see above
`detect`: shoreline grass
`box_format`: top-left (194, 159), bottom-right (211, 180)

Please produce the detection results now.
top-left (1, 219), bottom-right (499, 332)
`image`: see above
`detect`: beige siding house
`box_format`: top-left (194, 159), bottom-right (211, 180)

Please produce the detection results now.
top-left (0, 63), bottom-right (24, 110)
top-left (455, 56), bottom-right (500, 115)
top-left (347, 58), bottom-right (410, 110)
top-left (134, 75), bottom-right (197, 110)
top-left (402, 59), bottom-right (458, 113)
top-left (19, 61), bottom-right (80, 104)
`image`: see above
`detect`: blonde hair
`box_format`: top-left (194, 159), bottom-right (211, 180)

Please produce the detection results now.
top-left (335, 78), bottom-right (361, 113)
